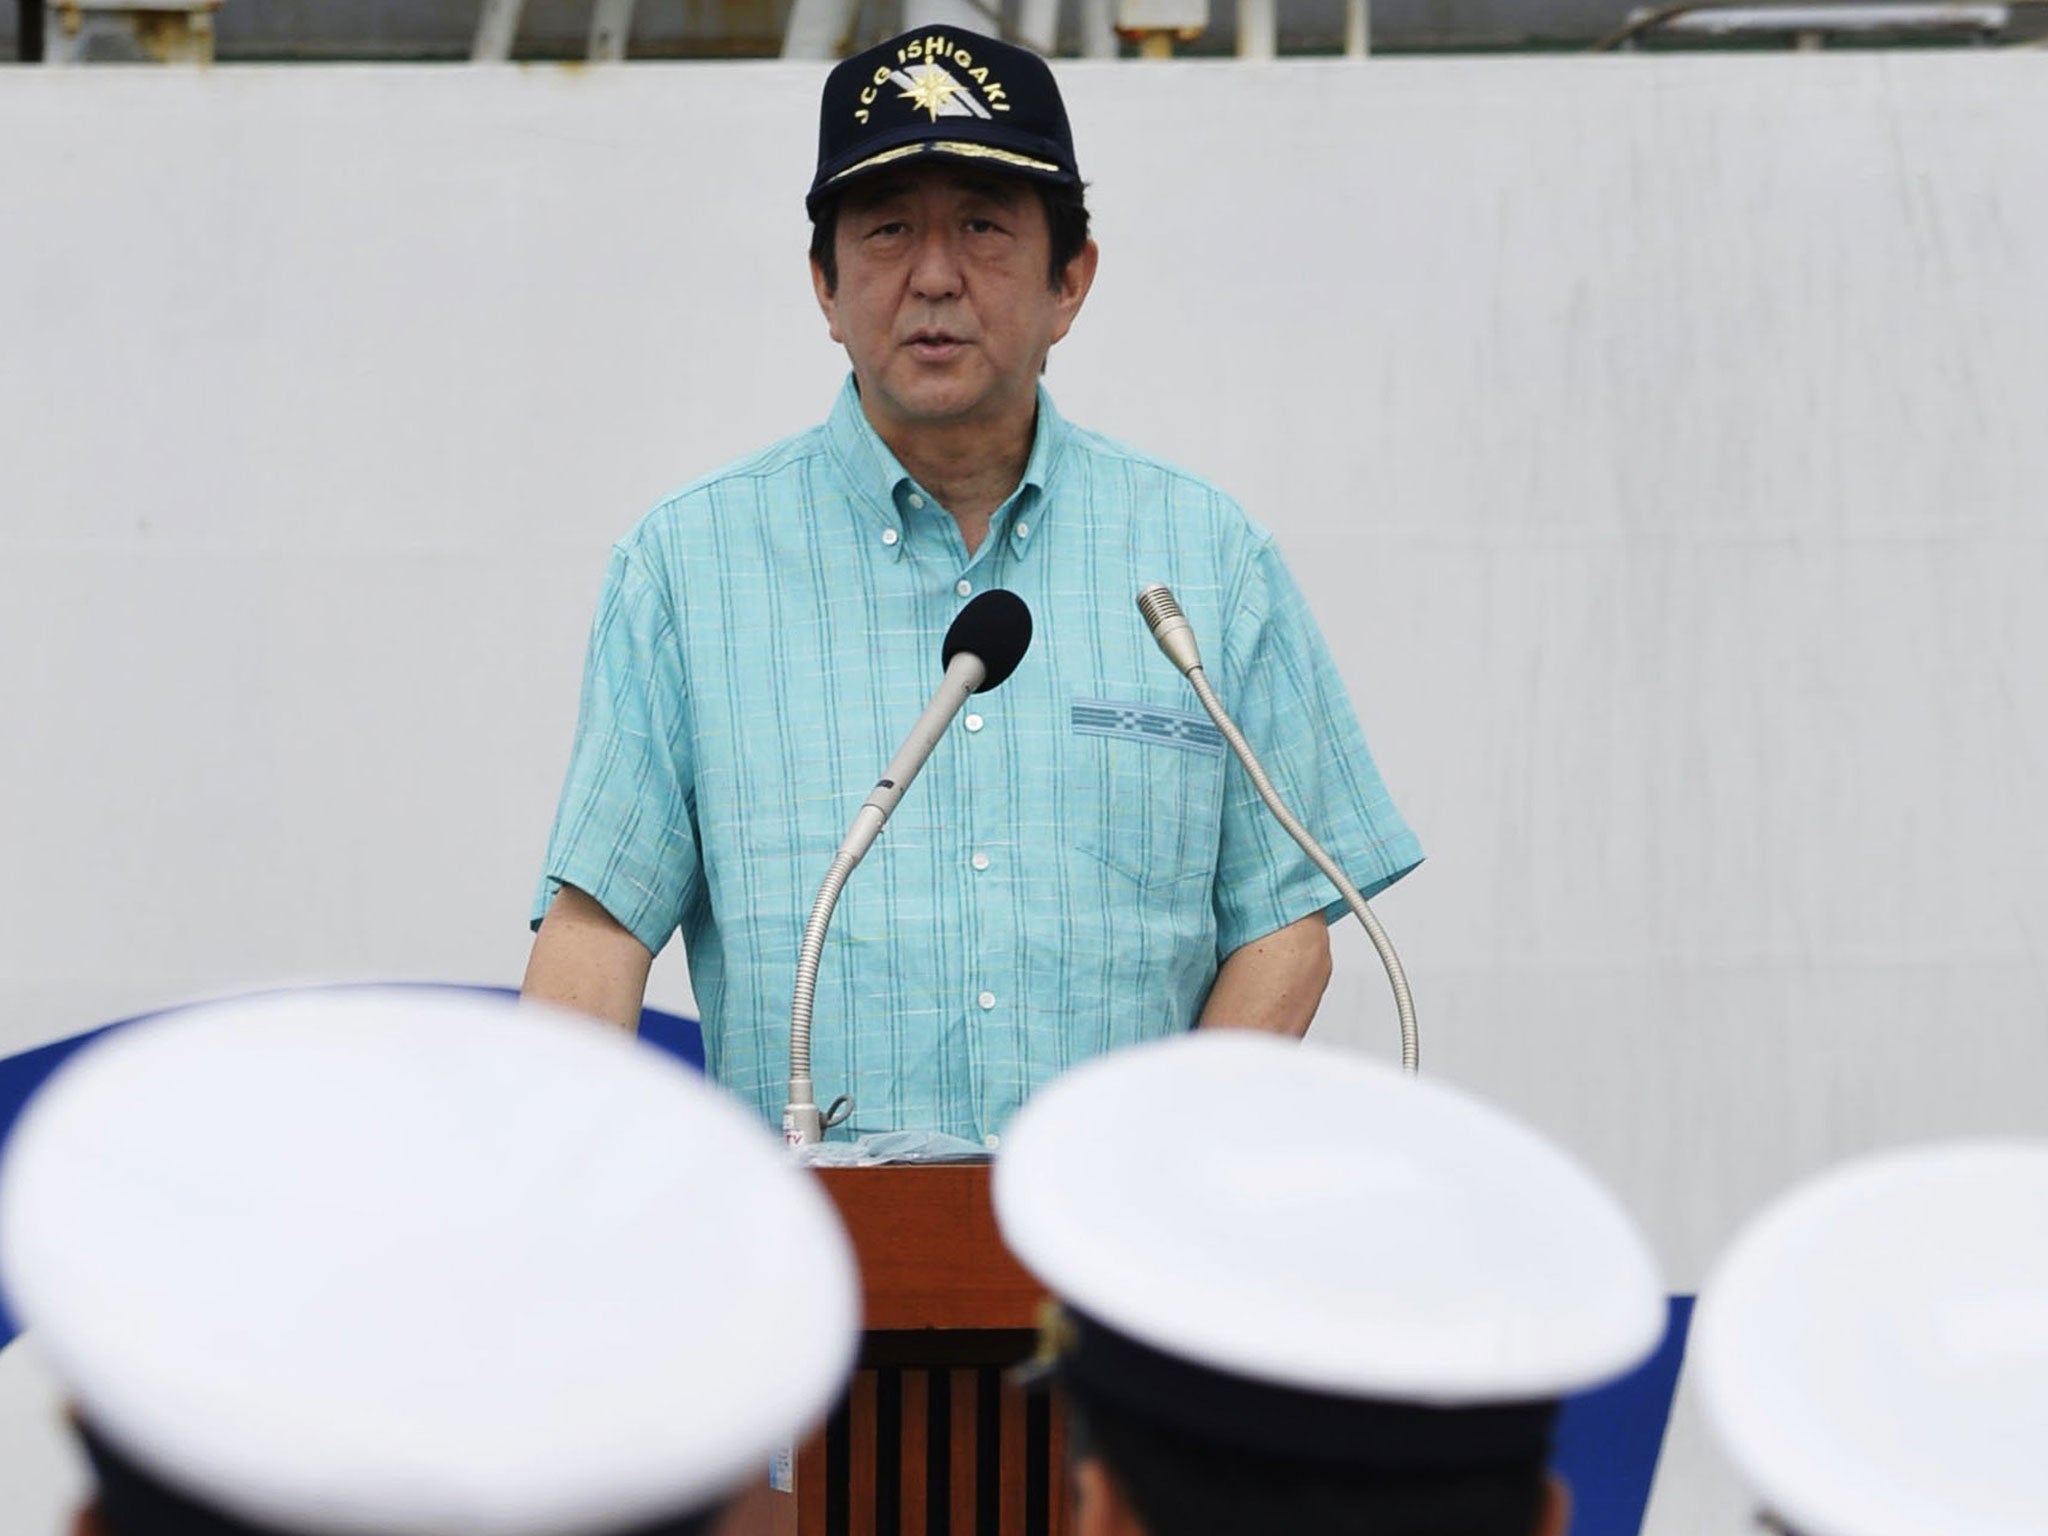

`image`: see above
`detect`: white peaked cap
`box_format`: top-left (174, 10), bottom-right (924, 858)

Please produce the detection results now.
top-left (0, 988), bottom-right (861, 1536)
top-left (992, 1032), bottom-right (1664, 1409)
top-left (1693, 1140), bottom-right (2048, 1536)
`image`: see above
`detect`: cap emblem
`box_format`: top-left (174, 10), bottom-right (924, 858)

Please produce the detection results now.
top-left (898, 62), bottom-right (986, 121)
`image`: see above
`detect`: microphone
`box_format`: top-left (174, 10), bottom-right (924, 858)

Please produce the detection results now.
top-left (1135, 585), bottom-right (1202, 676)
top-left (786, 590), bottom-right (1034, 1147)
top-left (1135, 583), bottom-right (1420, 1074)
top-left (943, 588), bottom-right (1032, 691)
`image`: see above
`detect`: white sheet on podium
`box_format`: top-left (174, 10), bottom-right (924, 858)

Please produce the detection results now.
top-left (793, 1132), bottom-right (991, 1167)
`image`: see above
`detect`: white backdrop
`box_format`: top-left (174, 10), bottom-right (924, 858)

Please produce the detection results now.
top-left (3, 54), bottom-right (2048, 1533)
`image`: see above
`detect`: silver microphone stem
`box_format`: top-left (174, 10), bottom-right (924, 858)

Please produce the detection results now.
top-left (1136, 584), bottom-right (1420, 1075)
top-left (787, 650), bottom-right (988, 1146)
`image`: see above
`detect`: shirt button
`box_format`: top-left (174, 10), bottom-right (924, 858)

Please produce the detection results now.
top-left (907, 493), bottom-right (925, 510)
top-left (977, 991), bottom-right (996, 1011)
top-left (983, 1133), bottom-right (1002, 1151)
top-left (964, 714), bottom-right (984, 732)
top-left (1015, 522), bottom-right (1030, 539)
top-left (881, 528), bottom-right (899, 546)
top-left (956, 579), bottom-right (972, 597)
top-left (971, 851), bottom-right (990, 871)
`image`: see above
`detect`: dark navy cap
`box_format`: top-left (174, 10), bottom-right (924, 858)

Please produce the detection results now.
top-left (807, 27), bottom-right (1081, 218)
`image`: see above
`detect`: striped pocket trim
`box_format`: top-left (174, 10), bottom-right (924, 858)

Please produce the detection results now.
top-left (1071, 698), bottom-right (1225, 756)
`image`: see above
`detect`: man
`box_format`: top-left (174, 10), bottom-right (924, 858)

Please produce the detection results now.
top-left (992, 1032), bottom-right (1668, 1536)
top-left (525, 27), bottom-right (1421, 1143)
top-left (0, 987), bottom-right (859, 1536)
top-left (1692, 1140), bottom-right (2048, 1536)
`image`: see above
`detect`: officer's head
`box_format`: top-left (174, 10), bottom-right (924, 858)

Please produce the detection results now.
top-left (993, 1033), bottom-right (1667, 1536)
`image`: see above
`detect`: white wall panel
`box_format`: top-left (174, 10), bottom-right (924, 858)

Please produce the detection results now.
top-left (3, 56), bottom-right (2047, 1524)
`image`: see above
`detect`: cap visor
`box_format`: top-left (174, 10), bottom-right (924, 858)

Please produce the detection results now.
top-left (808, 138), bottom-right (1076, 214)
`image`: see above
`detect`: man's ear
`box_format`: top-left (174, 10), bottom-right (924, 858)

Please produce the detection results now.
top-left (1072, 1455), bottom-right (1149, 1536)
top-left (1534, 1473), bottom-right (1572, 1536)
top-left (73, 1501), bottom-right (107, 1536)
top-left (1048, 238), bottom-right (1099, 348)
top-left (810, 254), bottom-right (843, 344)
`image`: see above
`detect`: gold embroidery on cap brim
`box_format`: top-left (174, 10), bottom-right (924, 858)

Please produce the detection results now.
top-left (829, 140), bottom-right (1063, 184)
top-left (1007, 1298), bottom-right (1078, 1389)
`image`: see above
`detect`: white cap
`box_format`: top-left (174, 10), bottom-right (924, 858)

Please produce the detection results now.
top-left (992, 1033), bottom-right (1663, 1464)
top-left (0, 987), bottom-right (861, 1536)
top-left (1693, 1140), bottom-right (2048, 1536)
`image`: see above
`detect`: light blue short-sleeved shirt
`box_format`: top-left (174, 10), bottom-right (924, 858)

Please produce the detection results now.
top-left (534, 378), bottom-right (1421, 1141)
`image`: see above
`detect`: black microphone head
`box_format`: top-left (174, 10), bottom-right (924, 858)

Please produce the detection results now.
top-left (942, 589), bottom-right (1033, 693)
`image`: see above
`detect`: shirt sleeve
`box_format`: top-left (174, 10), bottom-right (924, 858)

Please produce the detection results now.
top-left (1209, 536), bottom-right (1424, 958)
top-left (529, 542), bottom-right (700, 958)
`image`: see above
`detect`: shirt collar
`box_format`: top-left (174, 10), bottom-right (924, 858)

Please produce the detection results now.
top-left (823, 374), bottom-right (1070, 552)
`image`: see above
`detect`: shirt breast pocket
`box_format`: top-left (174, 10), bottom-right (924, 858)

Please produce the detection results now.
top-left (1069, 697), bottom-right (1229, 892)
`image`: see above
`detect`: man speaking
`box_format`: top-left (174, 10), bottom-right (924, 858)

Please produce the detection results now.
top-left (524, 28), bottom-right (1420, 1143)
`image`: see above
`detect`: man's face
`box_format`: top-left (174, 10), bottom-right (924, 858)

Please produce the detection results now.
top-left (813, 164), bottom-right (1095, 442)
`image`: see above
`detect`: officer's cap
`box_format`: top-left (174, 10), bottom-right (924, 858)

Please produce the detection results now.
top-left (1694, 1140), bottom-right (2048, 1536)
top-left (992, 1033), bottom-right (1664, 1470)
top-left (0, 988), bottom-right (860, 1536)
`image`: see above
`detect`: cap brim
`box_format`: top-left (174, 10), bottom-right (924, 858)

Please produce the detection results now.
top-left (807, 137), bottom-right (1077, 215)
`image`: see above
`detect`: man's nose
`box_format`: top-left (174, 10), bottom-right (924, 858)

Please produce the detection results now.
top-left (909, 228), bottom-right (965, 299)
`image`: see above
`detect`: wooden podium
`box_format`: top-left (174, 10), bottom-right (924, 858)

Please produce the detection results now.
top-left (719, 1163), bottom-right (1071, 1536)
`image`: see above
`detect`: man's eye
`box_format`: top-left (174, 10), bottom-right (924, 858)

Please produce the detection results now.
top-left (965, 218), bottom-right (1004, 235)
top-left (865, 221), bottom-right (909, 238)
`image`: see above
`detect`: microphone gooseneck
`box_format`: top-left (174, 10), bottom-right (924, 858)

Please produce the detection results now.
top-left (1135, 583), bottom-right (1420, 1075)
top-left (787, 591), bottom-right (1037, 1147)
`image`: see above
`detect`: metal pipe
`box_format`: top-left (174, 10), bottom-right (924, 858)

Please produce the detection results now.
top-left (471, 0), bottom-right (522, 60)
top-left (782, 0), bottom-right (859, 57)
top-left (1345, 0), bottom-right (1369, 53)
top-left (1017, 0), bottom-right (1062, 50)
top-left (1595, 0), bottom-right (2006, 49)
top-left (1081, 0), bottom-right (1118, 54)
top-left (1237, 0), bottom-right (1276, 55)
top-left (903, 0), bottom-right (995, 27)
top-left (588, 0), bottom-right (634, 60)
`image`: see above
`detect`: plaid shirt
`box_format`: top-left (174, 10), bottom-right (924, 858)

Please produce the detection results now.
top-left (534, 379), bottom-right (1421, 1142)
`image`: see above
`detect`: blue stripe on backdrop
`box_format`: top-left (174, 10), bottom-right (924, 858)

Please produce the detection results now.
top-left (1552, 1295), bottom-right (1694, 1536)
top-left (0, 985), bottom-right (704, 1348)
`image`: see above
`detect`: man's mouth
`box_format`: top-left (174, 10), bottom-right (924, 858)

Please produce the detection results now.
top-left (905, 331), bottom-right (968, 359)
